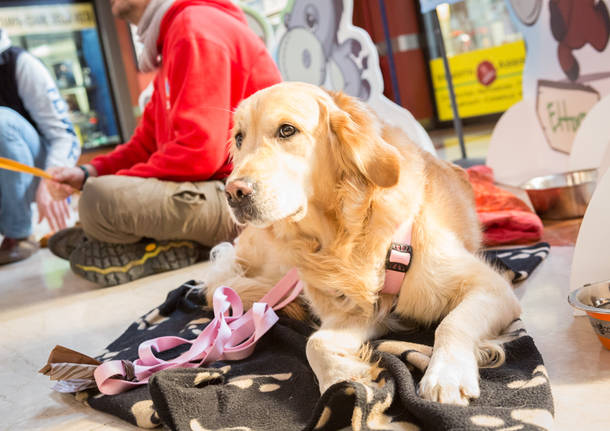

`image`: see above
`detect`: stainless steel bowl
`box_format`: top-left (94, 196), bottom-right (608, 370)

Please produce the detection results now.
top-left (568, 280), bottom-right (610, 315)
top-left (568, 280), bottom-right (610, 349)
top-left (521, 169), bottom-right (597, 219)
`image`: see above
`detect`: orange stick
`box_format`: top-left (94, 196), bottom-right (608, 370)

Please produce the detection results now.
top-left (0, 156), bottom-right (54, 180)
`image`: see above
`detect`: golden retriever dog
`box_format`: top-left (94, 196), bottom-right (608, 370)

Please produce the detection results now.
top-left (201, 82), bottom-right (521, 405)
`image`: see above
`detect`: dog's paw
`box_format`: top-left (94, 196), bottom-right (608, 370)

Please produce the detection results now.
top-left (312, 349), bottom-right (373, 394)
top-left (418, 349), bottom-right (480, 406)
top-left (306, 332), bottom-right (373, 394)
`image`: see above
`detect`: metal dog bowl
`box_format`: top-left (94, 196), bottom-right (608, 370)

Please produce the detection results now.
top-left (568, 280), bottom-right (610, 350)
top-left (521, 169), bottom-right (597, 219)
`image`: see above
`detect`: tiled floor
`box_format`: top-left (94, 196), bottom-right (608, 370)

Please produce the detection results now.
top-left (2, 129), bottom-right (610, 430)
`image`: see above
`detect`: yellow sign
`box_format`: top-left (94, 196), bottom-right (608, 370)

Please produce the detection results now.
top-left (430, 40), bottom-right (526, 121)
top-left (0, 4), bottom-right (96, 36)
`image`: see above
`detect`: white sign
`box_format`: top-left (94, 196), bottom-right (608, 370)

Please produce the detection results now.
top-left (0, 4), bottom-right (96, 36)
top-left (488, 0), bottom-right (610, 185)
top-left (536, 80), bottom-right (600, 154)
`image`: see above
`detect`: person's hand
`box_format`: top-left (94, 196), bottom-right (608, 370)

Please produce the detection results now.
top-left (36, 181), bottom-right (70, 232)
top-left (45, 166), bottom-right (78, 200)
top-left (46, 164), bottom-right (98, 200)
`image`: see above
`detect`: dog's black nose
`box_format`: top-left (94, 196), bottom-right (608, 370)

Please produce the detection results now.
top-left (225, 178), bottom-right (254, 205)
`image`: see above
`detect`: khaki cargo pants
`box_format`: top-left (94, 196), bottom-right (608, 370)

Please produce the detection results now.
top-left (78, 176), bottom-right (239, 247)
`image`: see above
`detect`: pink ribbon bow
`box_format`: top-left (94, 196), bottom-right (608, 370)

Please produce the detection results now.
top-left (94, 268), bottom-right (303, 395)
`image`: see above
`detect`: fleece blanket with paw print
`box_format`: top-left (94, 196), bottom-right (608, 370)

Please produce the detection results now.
top-left (74, 243), bottom-right (553, 430)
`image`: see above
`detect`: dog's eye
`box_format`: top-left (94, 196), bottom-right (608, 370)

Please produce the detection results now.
top-left (235, 132), bottom-right (243, 149)
top-left (278, 124), bottom-right (297, 138)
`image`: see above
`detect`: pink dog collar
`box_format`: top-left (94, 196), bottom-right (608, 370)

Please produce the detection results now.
top-left (382, 220), bottom-right (413, 295)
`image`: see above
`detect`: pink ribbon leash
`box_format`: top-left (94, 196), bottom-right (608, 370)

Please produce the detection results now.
top-left (94, 268), bottom-right (303, 395)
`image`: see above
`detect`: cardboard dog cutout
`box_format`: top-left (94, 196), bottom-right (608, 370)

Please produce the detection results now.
top-left (278, 0), bottom-right (370, 100)
top-left (273, 0), bottom-right (436, 154)
top-left (488, 0), bottom-right (610, 186)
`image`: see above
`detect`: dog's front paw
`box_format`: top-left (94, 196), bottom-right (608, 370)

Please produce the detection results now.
top-left (418, 349), bottom-right (480, 405)
top-left (306, 331), bottom-right (375, 394)
top-left (308, 344), bottom-right (373, 394)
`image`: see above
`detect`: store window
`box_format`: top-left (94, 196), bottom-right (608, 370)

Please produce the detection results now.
top-left (0, 0), bottom-right (121, 150)
top-left (422, 0), bottom-right (526, 121)
top-left (431, 0), bottom-right (522, 57)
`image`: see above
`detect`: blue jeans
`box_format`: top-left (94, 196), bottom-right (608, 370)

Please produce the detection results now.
top-left (0, 107), bottom-right (46, 238)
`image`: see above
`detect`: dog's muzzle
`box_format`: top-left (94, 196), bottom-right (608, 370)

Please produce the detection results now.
top-left (225, 178), bottom-right (259, 223)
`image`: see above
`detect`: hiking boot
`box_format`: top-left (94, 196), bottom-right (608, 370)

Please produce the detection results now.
top-left (69, 238), bottom-right (209, 287)
top-left (0, 236), bottom-right (39, 265)
top-left (48, 227), bottom-right (86, 260)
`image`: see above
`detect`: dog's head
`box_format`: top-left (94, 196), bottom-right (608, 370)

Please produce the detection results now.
top-left (225, 82), bottom-right (401, 228)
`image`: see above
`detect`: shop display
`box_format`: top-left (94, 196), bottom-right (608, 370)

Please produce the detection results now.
top-left (422, 0), bottom-right (525, 121)
top-left (0, 0), bottom-right (121, 150)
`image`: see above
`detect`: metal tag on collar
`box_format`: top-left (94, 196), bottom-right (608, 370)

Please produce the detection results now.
top-left (385, 242), bottom-right (413, 273)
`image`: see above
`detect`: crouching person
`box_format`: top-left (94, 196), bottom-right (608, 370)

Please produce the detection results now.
top-left (46, 0), bottom-right (282, 286)
top-left (0, 29), bottom-right (80, 265)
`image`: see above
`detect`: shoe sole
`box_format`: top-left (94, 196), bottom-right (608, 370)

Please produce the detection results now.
top-left (48, 227), bottom-right (85, 260)
top-left (70, 240), bottom-right (202, 287)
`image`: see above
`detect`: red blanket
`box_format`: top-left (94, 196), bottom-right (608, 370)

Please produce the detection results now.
top-left (466, 165), bottom-right (543, 246)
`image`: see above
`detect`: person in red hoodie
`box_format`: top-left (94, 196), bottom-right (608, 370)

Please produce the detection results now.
top-left (46, 0), bottom-right (282, 286)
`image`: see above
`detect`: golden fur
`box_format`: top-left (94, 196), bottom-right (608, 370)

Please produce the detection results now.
top-left (202, 82), bottom-right (521, 405)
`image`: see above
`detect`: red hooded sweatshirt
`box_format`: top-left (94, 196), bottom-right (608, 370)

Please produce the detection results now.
top-left (90, 0), bottom-right (281, 181)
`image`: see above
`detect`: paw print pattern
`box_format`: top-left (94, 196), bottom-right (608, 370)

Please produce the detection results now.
top-left (193, 365), bottom-right (231, 386)
top-left (313, 406), bottom-right (332, 429)
top-left (467, 365), bottom-right (553, 430)
top-left (182, 317), bottom-right (212, 336)
top-left (341, 381), bottom-right (420, 431)
top-left (376, 340), bottom-right (433, 372)
top-left (136, 308), bottom-right (170, 331)
top-left (97, 346), bottom-right (130, 361)
top-left (469, 408), bottom-right (553, 430)
top-left (506, 365), bottom-right (549, 390)
top-left (314, 396), bottom-right (420, 431)
top-left (130, 400), bottom-right (161, 429)
top-left (227, 372), bottom-right (292, 392)
top-left (470, 415), bottom-right (506, 427)
top-left (377, 320), bottom-right (528, 375)
top-left (486, 243), bottom-right (550, 282)
top-left (510, 408), bottom-right (554, 429)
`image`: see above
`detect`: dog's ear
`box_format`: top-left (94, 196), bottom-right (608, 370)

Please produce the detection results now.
top-left (326, 92), bottom-right (400, 188)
